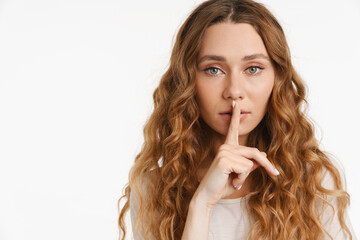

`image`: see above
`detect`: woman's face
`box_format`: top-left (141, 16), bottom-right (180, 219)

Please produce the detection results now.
top-left (195, 22), bottom-right (275, 145)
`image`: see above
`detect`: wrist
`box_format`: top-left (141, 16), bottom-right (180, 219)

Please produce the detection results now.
top-left (190, 191), bottom-right (215, 213)
top-left (182, 194), bottom-right (214, 240)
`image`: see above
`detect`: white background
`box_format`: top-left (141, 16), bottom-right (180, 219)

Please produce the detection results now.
top-left (0, 0), bottom-right (359, 239)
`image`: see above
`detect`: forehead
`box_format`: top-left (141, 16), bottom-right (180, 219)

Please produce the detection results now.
top-left (198, 22), bottom-right (268, 58)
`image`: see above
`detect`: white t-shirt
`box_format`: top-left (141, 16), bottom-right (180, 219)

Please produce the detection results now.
top-left (209, 192), bottom-right (356, 239)
top-left (130, 168), bottom-right (357, 240)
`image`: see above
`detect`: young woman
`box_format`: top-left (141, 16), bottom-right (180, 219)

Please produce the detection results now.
top-left (118, 0), bottom-right (356, 239)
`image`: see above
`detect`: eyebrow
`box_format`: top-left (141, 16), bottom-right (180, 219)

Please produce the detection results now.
top-left (198, 53), bottom-right (270, 64)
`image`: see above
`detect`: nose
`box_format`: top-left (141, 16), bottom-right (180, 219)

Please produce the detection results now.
top-left (223, 72), bottom-right (246, 100)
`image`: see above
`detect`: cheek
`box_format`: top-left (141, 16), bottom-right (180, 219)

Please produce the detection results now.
top-left (262, 80), bottom-right (274, 100)
top-left (195, 81), bottom-right (217, 107)
top-left (195, 83), bottom-right (210, 115)
top-left (250, 78), bottom-right (274, 106)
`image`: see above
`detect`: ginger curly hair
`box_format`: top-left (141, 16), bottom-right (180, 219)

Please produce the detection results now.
top-left (118, 0), bottom-right (353, 239)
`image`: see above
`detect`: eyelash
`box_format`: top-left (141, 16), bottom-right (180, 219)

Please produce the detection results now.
top-left (203, 65), bottom-right (264, 76)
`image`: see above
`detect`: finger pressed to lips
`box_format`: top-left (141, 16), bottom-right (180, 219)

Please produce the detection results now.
top-left (225, 99), bottom-right (241, 145)
top-left (223, 99), bottom-right (280, 177)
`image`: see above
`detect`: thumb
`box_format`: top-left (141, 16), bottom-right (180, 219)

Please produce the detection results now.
top-left (232, 161), bottom-right (259, 190)
top-left (232, 172), bottom-right (249, 190)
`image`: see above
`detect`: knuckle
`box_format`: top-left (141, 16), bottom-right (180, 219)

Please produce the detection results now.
top-left (217, 151), bottom-right (225, 159)
top-left (217, 151), bottom-right (229, 161)
top-left (256, 151), bottom-right (264, 159)
top-left (245, 160), bottom-right (254, 171)
top-left (217, 157), bottom-right (228, 168)
top-left (238, 145), bottom-right (245, 149)
top-left (252, 147), bottom-right (260, 153)
top-left (219, 145), bottom-right (228, 152)
top-left (249, 160), bottom-right (254, 167)
top-left (252, 148), bottom-right (263, 159)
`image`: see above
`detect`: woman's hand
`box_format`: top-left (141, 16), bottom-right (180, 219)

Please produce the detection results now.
top-left (193, 99), bottom-right (279, 208)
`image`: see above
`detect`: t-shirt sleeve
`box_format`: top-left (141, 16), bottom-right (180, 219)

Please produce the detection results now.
top-left (129, 173), bottom-right (156, 240)
top-left (319, 165), bottom-right (358, 240)
top-left (130, 188), bottom-right (145, 240)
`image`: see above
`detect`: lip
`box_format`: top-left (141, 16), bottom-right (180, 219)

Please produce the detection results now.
top-left (219, 112), bottom-right (250, 121)
top-left (219, 109), bottom-right (251, 114)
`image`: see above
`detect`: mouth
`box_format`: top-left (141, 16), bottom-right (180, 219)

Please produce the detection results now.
top-left (219, 110), bottom-right (250, 122)
top-left (219, 110), bottom-right (251, 115)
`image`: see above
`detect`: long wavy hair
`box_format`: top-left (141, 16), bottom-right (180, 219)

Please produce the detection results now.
top-left (118, 0), bottom-right (352, 239)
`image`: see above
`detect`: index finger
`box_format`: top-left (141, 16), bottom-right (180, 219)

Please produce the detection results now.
top-left (225, 99), bottom-right (241, 145)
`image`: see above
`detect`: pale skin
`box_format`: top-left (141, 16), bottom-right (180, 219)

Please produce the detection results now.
top-left (181, 22), bottom-right (280, 239)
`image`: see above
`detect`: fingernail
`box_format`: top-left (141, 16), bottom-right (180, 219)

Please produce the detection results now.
top-left (232, 100), bottom-right (236, 108)
top-left (236, 184), bottom-right (242, 190)
top-left (274, 168), bottom-right (280, 175)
